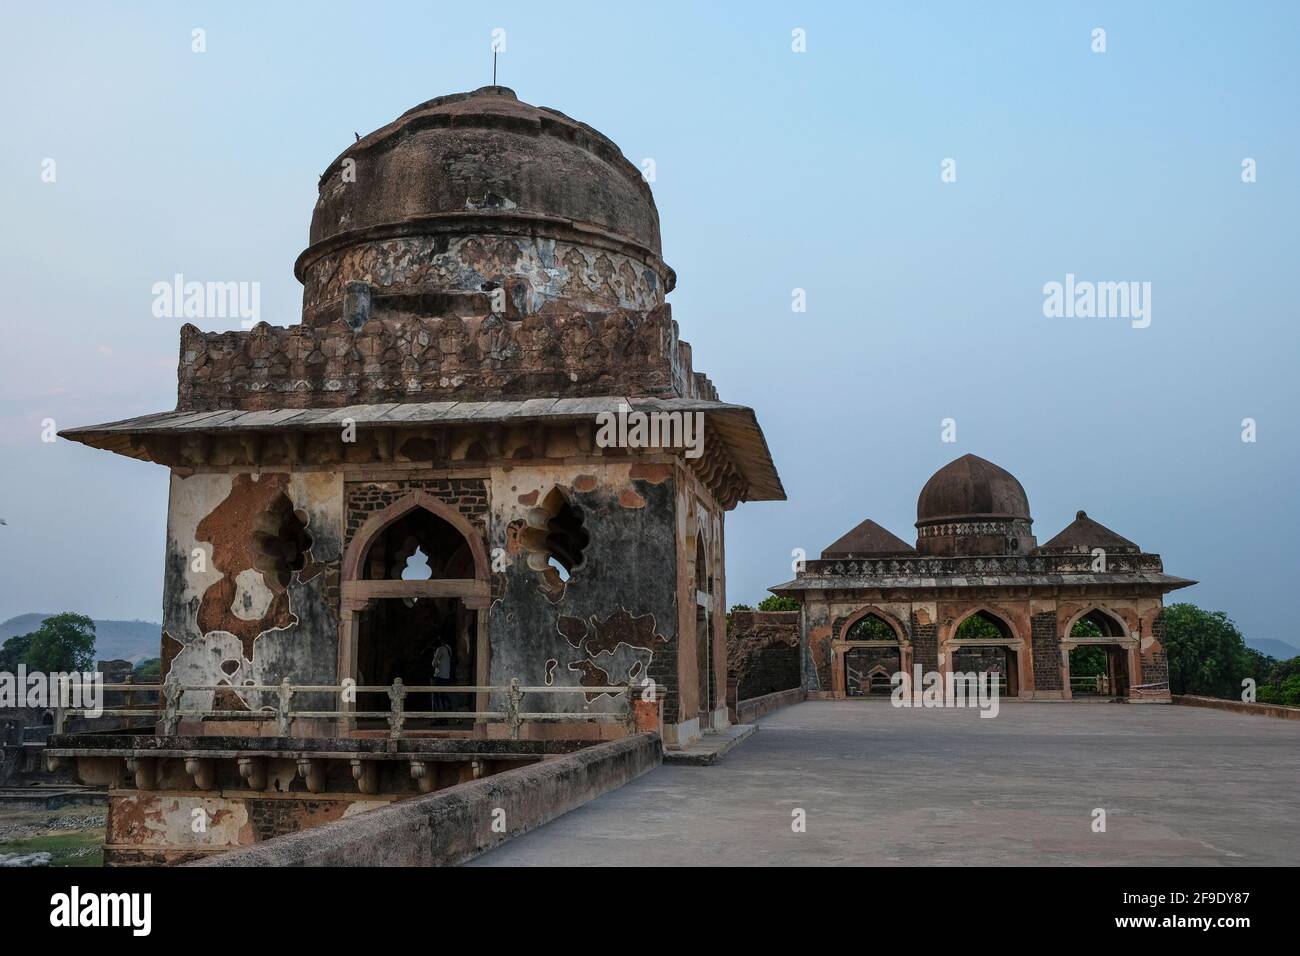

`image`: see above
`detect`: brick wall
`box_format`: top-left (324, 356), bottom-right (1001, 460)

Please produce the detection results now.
top-left (911, 614), bottom-right (938, 673)
top-left (738, 643), bottom-right (801, 700)
top-left (1031, 612), bottom-right (1061, 690)
top-left (1146, 611), bottom-right (1170, 688)
top-left (728, 611), bottom-right (800, 704)
top-left (345, 478), bottom-right (489, 547)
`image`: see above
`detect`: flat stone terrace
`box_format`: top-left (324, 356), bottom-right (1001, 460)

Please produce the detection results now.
top-left (471, 700), bottom-right (1300, 866)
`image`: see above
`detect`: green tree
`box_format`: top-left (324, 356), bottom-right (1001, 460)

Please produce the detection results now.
top-left (757, 595), bottom-right (799, 612)
top-left (23, 613), bottom-right (97, 673)
top-left (1069, 645), bottom-right (1108, 678)
top-left (954, 614), bottom-right (1002, 641)
top-left (1071, 617), bottom-right (1103, 638)
top-left (725, 603), bottom-right (753, 632)
top-left (133, 658), bottom-right (162, 682)
top-left (1257, 673), bottom-right (1300, 707)
top-left (0, 633), bottom-right (33, 671)
top-left (1162, 603), bottom-right (1252, 699)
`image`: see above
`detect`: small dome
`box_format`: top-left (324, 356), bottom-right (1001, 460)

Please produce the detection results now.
top-left (292, 86), bottom-right (675, 324)
top-left (916, 454), bottom-right (1031, 526)
top-left (299, 86), bottom-right (667, 277)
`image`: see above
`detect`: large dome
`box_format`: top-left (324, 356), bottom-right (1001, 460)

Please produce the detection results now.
top-left (917, 454), bottom-right (1031, 524)
top-left (915, 454), bottom-right (1034, 556)
top-left (294, 86), bottom-right (675, 324)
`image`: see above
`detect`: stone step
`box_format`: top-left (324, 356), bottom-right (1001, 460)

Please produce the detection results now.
top-left (662, 724), bottom-right (756, 766)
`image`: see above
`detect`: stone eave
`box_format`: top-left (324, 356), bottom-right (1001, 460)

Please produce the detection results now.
top-left (59, 396), bottom-right (785, 503)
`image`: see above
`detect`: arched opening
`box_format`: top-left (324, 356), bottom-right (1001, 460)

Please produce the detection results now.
top-left (951, 610), bottom-right (1019, 697)
top-left (843, 612), bottom-right (901, 697)
top-left (354, 506), bottom-right (480, 727)
top-left (847, 613), bottom-right (899, 642)
top-left (251, 491), bottom-right (312, 591)
top-left (521, 487), bottom-right (589, 599)
top-left (694, 533), bottom-right (713, 724)
top-left (1068, 608), bottom-right (1131, 698)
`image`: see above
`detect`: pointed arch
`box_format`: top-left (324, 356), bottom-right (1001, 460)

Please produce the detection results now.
top-left (1063, 605), bottom-right (1133, 642)
top-left (337, 491), bottom-right (491, 732)
top-left (1061, 606), bottom-right (1137, 701)
top-left (342, 491), bottom-right (489, 584)
top-left (948, 604), bottom-right (1020, 644)
top-left (840, 606), bottom-right (908, 644)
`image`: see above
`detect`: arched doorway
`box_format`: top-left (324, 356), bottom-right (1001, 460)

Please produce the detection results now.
top-left (1065, 608), bottom-right (1132, 699)
top-left (950, 609), bottom-right (1019, 697)
top-left (694, 533), bottom-right (713, 726)
top-left (339, 494), bottom-right (490, 733)
top-left (841, 612), bottom-right (903, 697)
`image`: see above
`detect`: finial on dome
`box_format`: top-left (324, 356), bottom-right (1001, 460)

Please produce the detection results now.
top-left (471, 84), bottom-right (516, 99)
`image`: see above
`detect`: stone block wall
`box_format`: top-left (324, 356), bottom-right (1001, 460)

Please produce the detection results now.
top-left (728, 611), bottom-right (800, 703)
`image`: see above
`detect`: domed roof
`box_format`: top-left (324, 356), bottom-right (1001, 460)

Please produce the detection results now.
top-left (297, 86), bottom-right (669, 281)
top-left (916, 454), bottom-right (1031, 526)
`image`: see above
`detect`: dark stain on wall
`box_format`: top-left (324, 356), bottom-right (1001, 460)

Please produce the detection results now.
top-left (490, 475), bottom-right (678, 718)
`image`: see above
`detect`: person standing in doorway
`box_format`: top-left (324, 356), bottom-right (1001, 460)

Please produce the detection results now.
top-left (431, 636), bottom-right (453, 716)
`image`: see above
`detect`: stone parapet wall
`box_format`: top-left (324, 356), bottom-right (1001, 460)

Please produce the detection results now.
top-left (176, 305), bottom-right (719, 413)
top-left (1173, 695), bottom-right (1300, 720)
top-left (803, 552), bottom-right (1165, 578)
top-left (189, 732), bottom-right (661, 866)
top-left (735, 686), bottom-right (805, 723)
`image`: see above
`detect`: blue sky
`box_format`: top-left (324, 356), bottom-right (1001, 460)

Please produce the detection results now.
top-left (1, 2), bottom-right (1297, 646)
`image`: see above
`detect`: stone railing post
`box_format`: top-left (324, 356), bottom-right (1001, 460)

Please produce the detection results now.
top-left (622, 679), bottom-right (635, 734)
top-left (388, 678), bottom-right (406, 739)
top-left (505, 678), bottom-right (523, 740)
top-left (276, 678), bottom-right (294, 736)
top-left (161, 678), bottom-right (182, 735)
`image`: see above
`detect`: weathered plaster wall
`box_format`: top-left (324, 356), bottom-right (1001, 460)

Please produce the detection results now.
top-left (487, 460), bottom-right (679, 721)
top-left (106, 790), bottom-right (389, 865)
top-left (156, 455), bottom-right (732, 734)
top-left (161, 470), bottom-right (344, 713)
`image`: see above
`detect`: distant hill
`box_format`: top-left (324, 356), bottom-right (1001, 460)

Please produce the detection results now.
top-left (1246, 637), bottom-right (1300, 661)
top-left (0, 614), bottom-right (160, 665)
